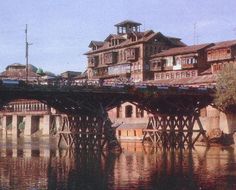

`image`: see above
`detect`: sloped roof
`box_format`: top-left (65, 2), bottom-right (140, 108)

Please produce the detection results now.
top-left (0, 70), bottom-right (39, 78)
top-left (143, 32), bottom-right (185, 47)
top-left (104, 34), bottom-right (125, 42)
top-left (167, 37), bottom-right (187, 47)
top-left (114, 20), bottom-right (141, 27)
top-left (85, 30), bottom-right (185, 55)
top-left (6, 63), bottom-right (25, 70)
top-left (88, 41), bottom-right (104, 48)
top-left (152, 43), bottom-right (213, 57)
top-left (207, 39), bottom-right (236, 50)
top-left (147, 74), bottom-right (217, 86)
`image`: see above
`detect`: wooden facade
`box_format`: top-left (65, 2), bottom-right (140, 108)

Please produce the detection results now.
top-left (149, 43), bottom-right (213, 81)
top-left (85, 20), bottom-right (185, 82)
top-left (206, 40), bottom-right (236, 74)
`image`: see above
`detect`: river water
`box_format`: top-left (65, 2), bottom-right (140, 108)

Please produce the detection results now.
top-left (0, 136), bottom-right (235, 190)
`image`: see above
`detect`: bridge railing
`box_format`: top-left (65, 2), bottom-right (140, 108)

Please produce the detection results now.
top-left (1, 102), bottom-right (49, 113)
top-left (0, 77), bottom-right (216, 94)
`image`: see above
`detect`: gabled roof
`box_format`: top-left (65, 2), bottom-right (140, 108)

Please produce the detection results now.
top-left (152, 43), bottom-right (213, 57)
top-left (88, 41), bottom-right (104, 48)
top-left (114, 20), bottom-right (141, 27)
top-left (144, 32), bottom-right (186, 47)
top-left (84, 31), bottom-right (186, 55)
top-left (104, 34), bottom-right (125, 42)
top-left (207, 39), bottom-right (236, 50)
top-left (167, 37), bottom-right (186, 47)
top-left (6, 63), bottom-right (25, 70)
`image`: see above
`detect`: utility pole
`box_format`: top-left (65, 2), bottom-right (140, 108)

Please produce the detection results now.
top-left (25, 24), bottom-right (32, 84)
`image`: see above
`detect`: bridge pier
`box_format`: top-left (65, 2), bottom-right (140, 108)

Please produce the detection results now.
top-left (58, 113), bottom-right (121, 151)
top-left (1, 116), bottom-right (7, 136)
top-left (12, 115), bottom-right (18, 138)
top-left (142, 114), bottom-right (208, 148)
top-left (42, 115), bottom-right (51, 136)
top-left (24, 115), bottom-right (32, 135)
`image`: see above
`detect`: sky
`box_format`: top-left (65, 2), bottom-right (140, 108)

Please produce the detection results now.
top-left (0, 0), bottom-right (236, 75)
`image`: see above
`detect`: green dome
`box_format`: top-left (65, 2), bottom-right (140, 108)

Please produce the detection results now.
top-left (36, 68), bottom-right (44, 75)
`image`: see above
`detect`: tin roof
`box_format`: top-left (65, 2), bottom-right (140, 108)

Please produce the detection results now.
top-left (148, 74), bottom-right (217, 86)
top-left (88, 41), bottom-right (104, 48)
top-left (152, 43), bottom-right (213, 57)
top-left (207, 39), bottom-right (236, 50)
top-left (114, 20), bottom-right (141, 27)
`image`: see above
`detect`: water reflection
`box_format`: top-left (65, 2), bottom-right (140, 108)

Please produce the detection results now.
top-left (0, 137), bottom-right (235, 190)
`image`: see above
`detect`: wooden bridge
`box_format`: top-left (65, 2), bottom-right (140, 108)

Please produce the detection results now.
top-left (0, 82), bottom-right (215, 150)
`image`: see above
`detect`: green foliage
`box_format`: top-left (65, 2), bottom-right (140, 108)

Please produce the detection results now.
top-left (18, 121), bottom-right (25, 132)
top-left (214, 64), bottom-right (236, 113)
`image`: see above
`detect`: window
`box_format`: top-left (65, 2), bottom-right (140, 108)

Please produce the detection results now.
top-left (155, 73), bottom-right (160, 80)
top-left (136, 107), bottom-right (144, 118)
top-left (161, 73), bottom-right (165, 79)
top-left (125, 105), bottom-right (133, 118)
top-left (150, 46), bottom-right (153, 54)
top-left (191, 71), bottom-right (196, 77)
top-left (138, 63), bottom-right (141, 70)
top-left (181, 72), bottom-right (186, 78)
top-left (186, 71), bottom-right (190, 77)
top-left (176, 72), bottom-right (180, 78)
top-left (154, 46), bottom-right (157, 53)
top-left (116, 106), bottom-right (122, 118)
top-left (166, 73), bottom-right (170, 79)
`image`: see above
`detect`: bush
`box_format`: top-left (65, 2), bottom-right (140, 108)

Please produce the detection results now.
top-left (214, 64), bottom-right (236, 113)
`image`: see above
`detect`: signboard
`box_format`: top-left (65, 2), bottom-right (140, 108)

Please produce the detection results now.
top-left (108, 64), bottom-right (131, 75)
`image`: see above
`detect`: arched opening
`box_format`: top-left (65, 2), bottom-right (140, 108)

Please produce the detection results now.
top-left (136, 107), bottom-right (144, 118)
top-left (116, 105), bottom-right (122, 118)
top-left (125, 105), bottom-right (133, 118)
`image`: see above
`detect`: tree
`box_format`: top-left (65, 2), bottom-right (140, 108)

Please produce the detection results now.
top-left (214, 63), bottom-right (236, 113)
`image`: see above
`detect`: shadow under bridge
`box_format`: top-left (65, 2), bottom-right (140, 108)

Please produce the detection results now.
top-left (0, 84), bottom-right (214, 150)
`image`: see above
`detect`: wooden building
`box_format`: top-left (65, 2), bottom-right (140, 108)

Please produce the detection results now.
top-left (85, 20), bottom-right (185, 82)
top-left (149, 43), bottom-right (214, 84)
top-left (206, 40), bottom-right (236, 73)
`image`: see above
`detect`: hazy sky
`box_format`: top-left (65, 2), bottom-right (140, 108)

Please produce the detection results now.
top-left (0, 0), bottom-right (236, 74)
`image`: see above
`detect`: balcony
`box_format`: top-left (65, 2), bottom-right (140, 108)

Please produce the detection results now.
top-left (88, 56), bottom-right (99, 68)
top-left (150, 66), bottom-right (163, 72)
top-left (163, 66), bottom-right (173, 71)
top-left (181, 63), bottom-right (196, 69)
top-left (104, 52), bottom-right (118, 65)
top-left (125, 48), bottom-right (138, 61)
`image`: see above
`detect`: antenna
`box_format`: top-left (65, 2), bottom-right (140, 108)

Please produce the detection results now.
top-left (25, 24), bottom-right (33, 84)
top-left (143, 21), bottom-right (146, 32)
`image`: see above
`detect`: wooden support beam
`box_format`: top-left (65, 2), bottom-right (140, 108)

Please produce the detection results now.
top-left (142, 114), bottom-right (209, 148)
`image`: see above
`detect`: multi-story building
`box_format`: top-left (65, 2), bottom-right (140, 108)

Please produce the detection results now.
top-left (150, 43), bottom-right (213, 80)
top-left (85, 20), bottom-right (185, 82)
top-left (206, 40), bottom-right (236, 73)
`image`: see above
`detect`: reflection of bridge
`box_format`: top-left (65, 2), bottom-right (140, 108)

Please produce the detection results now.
top-left (0, 83), bottom-right (214, 149)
